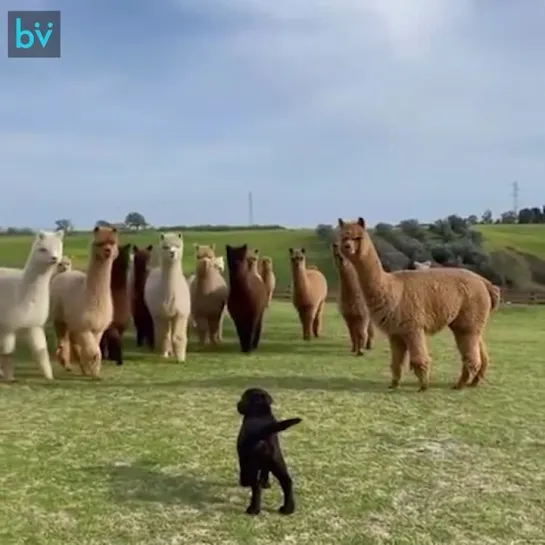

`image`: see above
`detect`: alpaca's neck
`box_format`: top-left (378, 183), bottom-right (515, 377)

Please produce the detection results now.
top-left (161, 260), bottom-right (182, 290)
top-left (85, 257), bottom-right (114, 298)
top-left (249, 263), bottom-right (258, 274)
top-left (133, 268), bottom-right (148, 297)
top-left (292, 265), bottom-right (310, 296)
top-left (18, 260), bottom-right (54, 301)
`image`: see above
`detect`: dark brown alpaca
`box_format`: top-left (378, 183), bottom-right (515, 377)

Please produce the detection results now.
top-left (226, 244), bottom-right (268, 353)
top-left (130, 245), bottom-right (154, 351)
top-left (100, 243), bottom-right (132, 365)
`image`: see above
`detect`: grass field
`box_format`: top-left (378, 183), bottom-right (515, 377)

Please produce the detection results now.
top-left (0, 229), bottom-right (333, 294)
top-left (476, 223), bottom-right (545, 258)
top-left (1, 302), bottom-right (544, 545)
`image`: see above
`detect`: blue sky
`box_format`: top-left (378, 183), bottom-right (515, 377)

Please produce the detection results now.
top-left (2, 0), bottom-right (545, 229)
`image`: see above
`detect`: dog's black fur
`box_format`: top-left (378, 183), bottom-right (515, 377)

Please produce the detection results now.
top-left (236, 387), bottom-right (301, 515)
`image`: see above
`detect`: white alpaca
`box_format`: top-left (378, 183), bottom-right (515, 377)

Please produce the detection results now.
top-left (52, 256), bottom-right (72, 278)
top-left (144, 233), bottom-right (190, 362)
top-left (413, 260), bottom-right (432, 270)
top-left (0, 230), bottom-right (64, 382)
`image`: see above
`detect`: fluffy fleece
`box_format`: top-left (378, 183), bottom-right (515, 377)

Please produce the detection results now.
top-left (50, 226), bottom-right (119, 378)
top-left (332, 242), bottom-right (374, 355)
top-left (187, 254), bottom-right (224, 327)
top-left (226, 244), bottom-right (268, 353)
top-left (247, 249), bottom-right (262, 280)
top-left (144, 233), bottom-right (191, 362)
top-left (289, 248), bottom-right (328, 340)
top-left (0, 230), bottom-right (64, 382)
top-left (259, 257), bottom-right (276, 306)
top-left (130, 245), bottom-right (155, 350)
top-left (100, 243), bottom-right (132, 365)
top-left (338, 217), bottom-right (501, 390)
top-left (190, 255), bottom-right (228, 345)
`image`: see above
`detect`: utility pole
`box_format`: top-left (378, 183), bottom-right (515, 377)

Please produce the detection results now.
top-left (248, 191), bottom-right (254, 226)
top-left (512, 181), bottom-right (519, 216)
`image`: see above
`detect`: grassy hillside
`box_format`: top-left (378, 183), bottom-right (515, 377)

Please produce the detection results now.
top-left (0, 229), bottom-right (333, 294)
top-left (476, 224), bottom-right (545, 258)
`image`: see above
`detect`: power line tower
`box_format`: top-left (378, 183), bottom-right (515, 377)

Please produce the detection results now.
top-left (512, 181), bottom-right (519, 216)
top-left (248, 191), bottom-right (254, 226)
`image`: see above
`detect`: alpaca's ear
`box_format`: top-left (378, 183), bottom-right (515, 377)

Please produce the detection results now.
top-left (160, 234), bottom-right (165, 241)
top-left (193, 243), bottom-right (199, 251)
top-left (133, 245), bottom-right (139, 251)
top-left (111, 227), bottom-right (117, 233)
top-left (242, 244), bottom-right (248, 250)
top-left (357, 217), bottom-right (366, 228)
top-left (178, 233), bottom-right (182, 239)
top-left (254, 248), bottom-right (259, 255)
top-left (288, 248), bottom-right (293, 254)
top-left (225, 244), bottom-right (231, 251)
top-left (338, 218), bottom-right (344, 227)
top-left (93, 226), bottom-right (100, 233)
top-left (146, 244), bottom-right (153, 251)
top-left (37, 230), bottom-right (46, 240)
top-left (55, 229), bottom-right (64, 240)
top-left (211, 243), bottom-right (215, 252)
top-left (301, 248), bottom-right (306, 254)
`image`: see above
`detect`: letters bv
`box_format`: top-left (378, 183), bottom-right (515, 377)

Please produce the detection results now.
top-left (15, 18), bottom-right (54, 49)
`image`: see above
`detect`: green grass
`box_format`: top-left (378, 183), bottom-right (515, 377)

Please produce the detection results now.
top-left (0, 229), bottom-right (334, 294)
top-left (477, 224), bottom-right (545, 258)
top-left (1, 302), bottom-right (544, 544)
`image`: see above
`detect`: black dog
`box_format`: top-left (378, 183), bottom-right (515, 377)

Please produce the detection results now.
top-left (236, 387), bottom-right (301, 515)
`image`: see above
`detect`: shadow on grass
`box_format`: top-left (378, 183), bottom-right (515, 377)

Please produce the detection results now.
top-left (86, 459), bottom-right (238, 511)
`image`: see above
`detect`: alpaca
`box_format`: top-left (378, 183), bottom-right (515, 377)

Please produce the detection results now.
top-left (144, 233), bottom-right (190, 362)
top-left (0, 230), bottom-right (64, 382)
top-left (337, 217), bottom-right (501, 391)
top-left (259, 257), bottom-right (276, 305)
top-left (190, 255), bottom-right (228, 345)
top-left (52, 256), bottom-right (72, 277)
top-left (130, 245), bottom-right (154, 350)
top-left (50, 226), bottom-right (119, 378)
top-left (214, 256), bottom-right (225, 273)
top-left (194, 244), bottom-right (216, 259)
top-left (100, 243), bottom-right (132, 365)
top-left (332, 242), bottom-right (374, 355)
top-left (289, 248), bottom-right (328, 340)
top-left (412, 260), bottom-right (432, 270)
top-left (226, 244), bottom-right (268, 353)
top-left (247, 249), bottom-right (262, 280)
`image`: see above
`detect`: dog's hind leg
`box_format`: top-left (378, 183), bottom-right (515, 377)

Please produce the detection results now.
top-left (246, 483), bottom-right (262, 515)
top-left (259, 469), bottom-right (271, 489)
top-left (270, 460), bottom-right (295, 515)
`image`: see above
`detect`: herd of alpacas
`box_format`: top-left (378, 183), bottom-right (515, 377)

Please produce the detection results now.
top-left (0, 217), bottom-right (501, 391)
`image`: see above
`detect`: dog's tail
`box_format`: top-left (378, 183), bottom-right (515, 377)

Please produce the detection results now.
top-left (245, 418), bottom-right (302, 449)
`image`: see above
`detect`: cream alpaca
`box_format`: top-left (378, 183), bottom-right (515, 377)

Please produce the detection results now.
top-left (52, 256), bottom-right (72, 278)
top-left (289, 248), bottom-right (328, 340)
top-left (246, 249), bottom-right (262, 280)
top-left (0, 230), bottom-right (64, 382)
top-left (144, 232), bottom-right (191, 362)
top-left (338, 217), bottom-right (501, 391)
top-left (331, 242), bottom-right (374, 355)
top-left (413, 260), bottom-right (432, 270)
top-left (258, 257), bottom-right (276, 305)
top-left (50, 226), bottom-right (119, 378)
top-left (190, 256), bottom-right (228, 345)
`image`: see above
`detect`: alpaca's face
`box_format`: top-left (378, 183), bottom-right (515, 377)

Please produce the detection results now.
top-left (133, 245), bottom-right (153, 273)
top-left (56, 256), bottom-right (72, 274)
top-left (260, 257), bottom-right (273, 272)
top-left (225, 244), bottom-right (248, 272)
top-left (331, 243), bottom-right (347, 269)
top-left (247, 255), bottom-right (259, 271)
top-left (196, 256), bottom-right (213, 275)
top-left (160, 233), bottom-right (183, 264)
top-left (289, 248), bottom-right (306, 268)
top-left (337, 217), bottom-right (368, 258)
top-left (194, 244), bottom-right (215, 260)
top-left (414, 260), bottom-right (432, 270)
top-left (32, 230), bottom-right (64, 270)
top-left (213, 256), bottom-right (225, 272)
top-left (92, 226), bottom-right (119, 262)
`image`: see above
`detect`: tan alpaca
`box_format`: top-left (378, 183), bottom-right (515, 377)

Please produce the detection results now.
top-left (52, 256), bottom-right (72, 278)
top-left (337, 218), bottom-right (501, 391)
top-left (190, 256), bottom-right (228, 345)
top-left (331, 242), bottom-right (374, 355)
top-left (289, 248), bottom-right (328, 340)
top-left (246, 249), bottom-right (262, 280)
top-left (194, 243), bottom-right (215, 260)
top-left (259, 257), bottom-right (276, 305)
top-left (50, 227), bottom-right (119, 378)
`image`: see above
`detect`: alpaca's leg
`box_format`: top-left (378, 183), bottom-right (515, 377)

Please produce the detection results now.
top-left (216, 304), bottom-right (226, 343)
top-left (99, 330), bottom-right (110, 360)
top-left (208, 314), bottom-right (220, 347)
top-left (251, 314), bottom-right (264, 350)
top-left (469, 337), bottom-right (489, 387)
top-left (54, 320), bottom-right (71, 370)
top-left (76, 331), bottom-right (102, 378)
top-left (0, 331), bottom-right (16, 382)
top-left (312, 301), bottom-right (325, 338)
top-left (388, 335), bottom-right (408, 390)
top-left (106, 327), bottom-right (123, 366)
top-left (26, 327), bottom-right (53, 380)
top-left (298, 307), bottom-right (312, 340)
top-left (135, 320), bottom-right (144, 347)
top-left (452, 331), bottom-right (482, 389)
top-left (195, 316), bottom-right (207, 346)
top-left (154, 317), bottom-right (171, 357)
top-left (366, 321), bottom-right (375, 350)
top-left (354, 317), bottom-right (366, 356)
top-left (405, 331), bottom-right (432, 391)
top-left (171, 315), bottom-right (188, 363)
top-left (345, 316), bottom-right (356, 353)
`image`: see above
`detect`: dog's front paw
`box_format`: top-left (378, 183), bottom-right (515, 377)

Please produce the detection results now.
top-left (278, 502), bottom-right (295, 515)
top-left (261, 479), bottom-right (271, 489)
top-left (246, 505), bottom-right (261, 515)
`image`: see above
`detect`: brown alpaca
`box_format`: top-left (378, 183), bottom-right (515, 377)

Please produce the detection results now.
top-left (194, 244), bottom-right (215, 259)
top-left (259, 257), bottom-right (276, 305)
top-left (100, 243), bottom-right (132, 366)
top-left (246, 249), bottom-right (262, 280)
top-left (190, 256), bottom-right (228, 345)
top-left (332, 242), bottom-right (374, 355)
top-left (130, 245), bottom-right (154, 350)
top-left (289, 248), bottom-right (328, 340)
top-left (337, 218), bottom-right (501, 391)
top-left (50, 226), bottom-right (119, 378)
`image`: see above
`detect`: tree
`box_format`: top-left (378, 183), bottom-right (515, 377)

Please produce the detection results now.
top-left (500, 211), bottom-right (517, 224)
top-left (54, 218), bottom-right (73, 233)
top-left (95, 219), bottom-right (111, 227)
top-left (467, 215), bottom-right (478, 225)
top-left (481, 209), bottom-right (493, 224)
top-left (125, 212), bottom-right (147, 229)
top-left (517, 208), bottom-right (534, 224)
